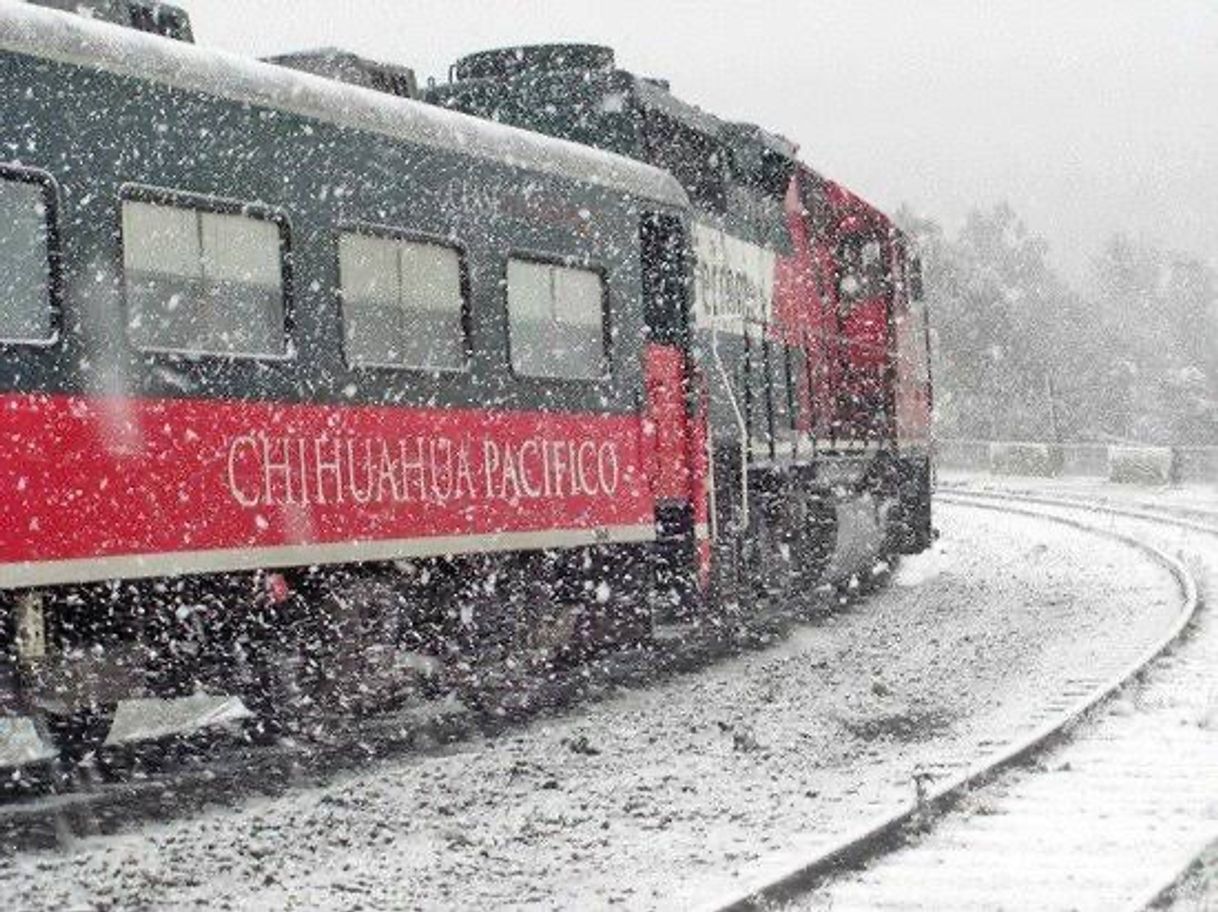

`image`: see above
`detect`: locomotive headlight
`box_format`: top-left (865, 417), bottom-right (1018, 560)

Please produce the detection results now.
top-left (15, 592), bottom-right (47, 661)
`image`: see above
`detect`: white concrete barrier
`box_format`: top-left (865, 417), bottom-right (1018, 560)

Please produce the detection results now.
top-left (1058, 444), bottom-right (1108, 477)
top-left (988, 441), bottom-right (1064, 477)
top-left (938, 439), bottom-right (1218, 484)
top-left (1108, 446), bottom-right (1175, 485)
top-left (934, 439), bottom-right (991, 472)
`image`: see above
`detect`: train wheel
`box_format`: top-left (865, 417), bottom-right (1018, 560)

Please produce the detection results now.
top-left (239, 576), bottom-right (406, 739)
top-left (790, 493), bottom-right (837, 595)
top-left (302, 575), bottom-right (438, 721)
top-left (239, 644), bottom-right (312, 743)
top-left (35, 703), bottom-right (117, 784)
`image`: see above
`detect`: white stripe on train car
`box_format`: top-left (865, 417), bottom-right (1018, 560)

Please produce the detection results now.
top-left (0, 523), bottom-right (657, 590)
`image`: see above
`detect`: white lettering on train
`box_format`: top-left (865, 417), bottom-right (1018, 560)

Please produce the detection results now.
top-left (226, 433), bottom-right (622, 509)
top-left (690, 220), bottom-right (777, 333)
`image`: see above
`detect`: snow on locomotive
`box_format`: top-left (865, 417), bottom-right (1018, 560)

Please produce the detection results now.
top-left (0, 3), bottom-right (932, 750)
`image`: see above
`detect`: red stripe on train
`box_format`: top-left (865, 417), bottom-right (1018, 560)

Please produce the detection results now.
top-left (0, 393), bottom-right (656, 569)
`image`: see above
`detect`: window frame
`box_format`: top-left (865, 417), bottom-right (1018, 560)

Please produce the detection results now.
top-left (335, 221), bottom-right (472, 375)
top-left (503, 249), bottom-right (612, 383)
top-left (118, 182), bottom-right (294, 362)
top-left (836, 234), bottom-right (889, 310)
top-left (0, 163), bottom-right (62, 349)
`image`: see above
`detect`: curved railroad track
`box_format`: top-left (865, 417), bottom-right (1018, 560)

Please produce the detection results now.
top-left (708, 487), bottom-right (1214, 912)
top-left (5, 487), bottom-right (1213, 910)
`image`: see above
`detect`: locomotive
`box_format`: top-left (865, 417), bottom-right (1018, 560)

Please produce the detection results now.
top-left (0, 1), bottom-right (932, 755)
top-left (426, 43), bottom-right (934, 597)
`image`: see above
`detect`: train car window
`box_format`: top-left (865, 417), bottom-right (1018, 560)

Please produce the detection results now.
top-left (126, 2), bottom-right (195, 42)
top-left (506, 257), bottom-right (606, 380)
top-left (122, 197), bottom-right (287, 358)
top-left (339, 231), bottom-right (466, 371)
top-left (909, 256), bottom-right (925, 301)
top-left (837, 236), bottom-right (887, 307)
top-left (127, 4), bottom-right (157, 33)
top-left (0, 170), bottom-right (56, 345)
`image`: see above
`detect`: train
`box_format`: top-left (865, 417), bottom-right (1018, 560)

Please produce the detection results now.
top-left (0, 1), bottom-right (932, 756)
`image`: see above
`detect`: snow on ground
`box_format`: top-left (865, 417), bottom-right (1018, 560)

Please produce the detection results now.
top-left (106, 696), bottom-right (250, 746)
top-left (0, 718), bottom-right (55, 769)
top-left (0, 503), bottom-right (1181, 911)
top-left (791, 482), bottom-right (1218, 911)
top-left (891, 544), bottom-right (953, 589)
top-left (2, 691), bottom-right (250, 766)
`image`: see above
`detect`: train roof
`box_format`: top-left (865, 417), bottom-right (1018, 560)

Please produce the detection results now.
top-left (823, 177), bottom-right (897, 235)
top-left (0, 2), bottom-right (689, 208)
top-left (438, 43), bottom-right (800, 208)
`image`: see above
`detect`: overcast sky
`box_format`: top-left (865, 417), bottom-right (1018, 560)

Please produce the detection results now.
top-left (183, 0), bottom-right (1217, 285)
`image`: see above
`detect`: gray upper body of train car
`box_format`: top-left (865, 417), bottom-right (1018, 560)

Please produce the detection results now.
top-left (0, 1), bottom-right (691, 731)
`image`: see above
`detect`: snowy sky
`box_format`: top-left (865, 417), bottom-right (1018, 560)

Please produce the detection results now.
top-left (181, 0), bottom-right (1218, 285)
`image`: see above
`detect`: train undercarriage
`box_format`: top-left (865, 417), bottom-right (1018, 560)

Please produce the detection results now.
top-left (0, 453), bottom-right (931, 764)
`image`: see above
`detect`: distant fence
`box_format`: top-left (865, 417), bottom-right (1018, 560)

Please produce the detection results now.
top-left (936, 440), bottom-right (1218, 485)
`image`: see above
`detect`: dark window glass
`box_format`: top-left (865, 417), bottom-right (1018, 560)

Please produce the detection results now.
top-left (0, 173), bottom-right (54, 344)
top-left (122, 198), bottom-right (287, 358)
top-left (507, 258), bottom-right (605, 380)
top-left (837, 237), bottom-right (887, 306)
top-left (127, 4), bottom-right (157, 32)
top-left (339, 231), bottom-right (466, 371)
top-left (640, 213), bottom-right (689, 346)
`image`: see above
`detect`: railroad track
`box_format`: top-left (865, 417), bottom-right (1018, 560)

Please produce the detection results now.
top-left (940, 477), bottom-right (1218, 528)
top-left (7, 489), bottom-right (1213, 908)
top-left (707, 488), bottom-right (1215, 912)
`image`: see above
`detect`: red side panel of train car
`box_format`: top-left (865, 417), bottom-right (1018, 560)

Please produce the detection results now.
top-left (644, 342), bottom-right (691, 502)
top-left (0, 393), bottom-right (656, 589)
top-left (824, 181), bottom-right (897, 443)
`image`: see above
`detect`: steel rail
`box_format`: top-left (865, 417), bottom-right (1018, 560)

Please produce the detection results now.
top-left (946, 487), bottom-right (1218, 912)
top-left (941, 482), bottom-right (1218, 536)
top-left (704, 490), bottom-right (1204, 912)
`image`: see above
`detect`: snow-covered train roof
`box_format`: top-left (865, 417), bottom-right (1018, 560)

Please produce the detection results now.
top-left (0, 1), bottom-right (689, 208)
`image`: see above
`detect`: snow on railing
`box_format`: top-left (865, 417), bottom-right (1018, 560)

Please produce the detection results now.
top-left (935, 439), bottom-right (1218, 484)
